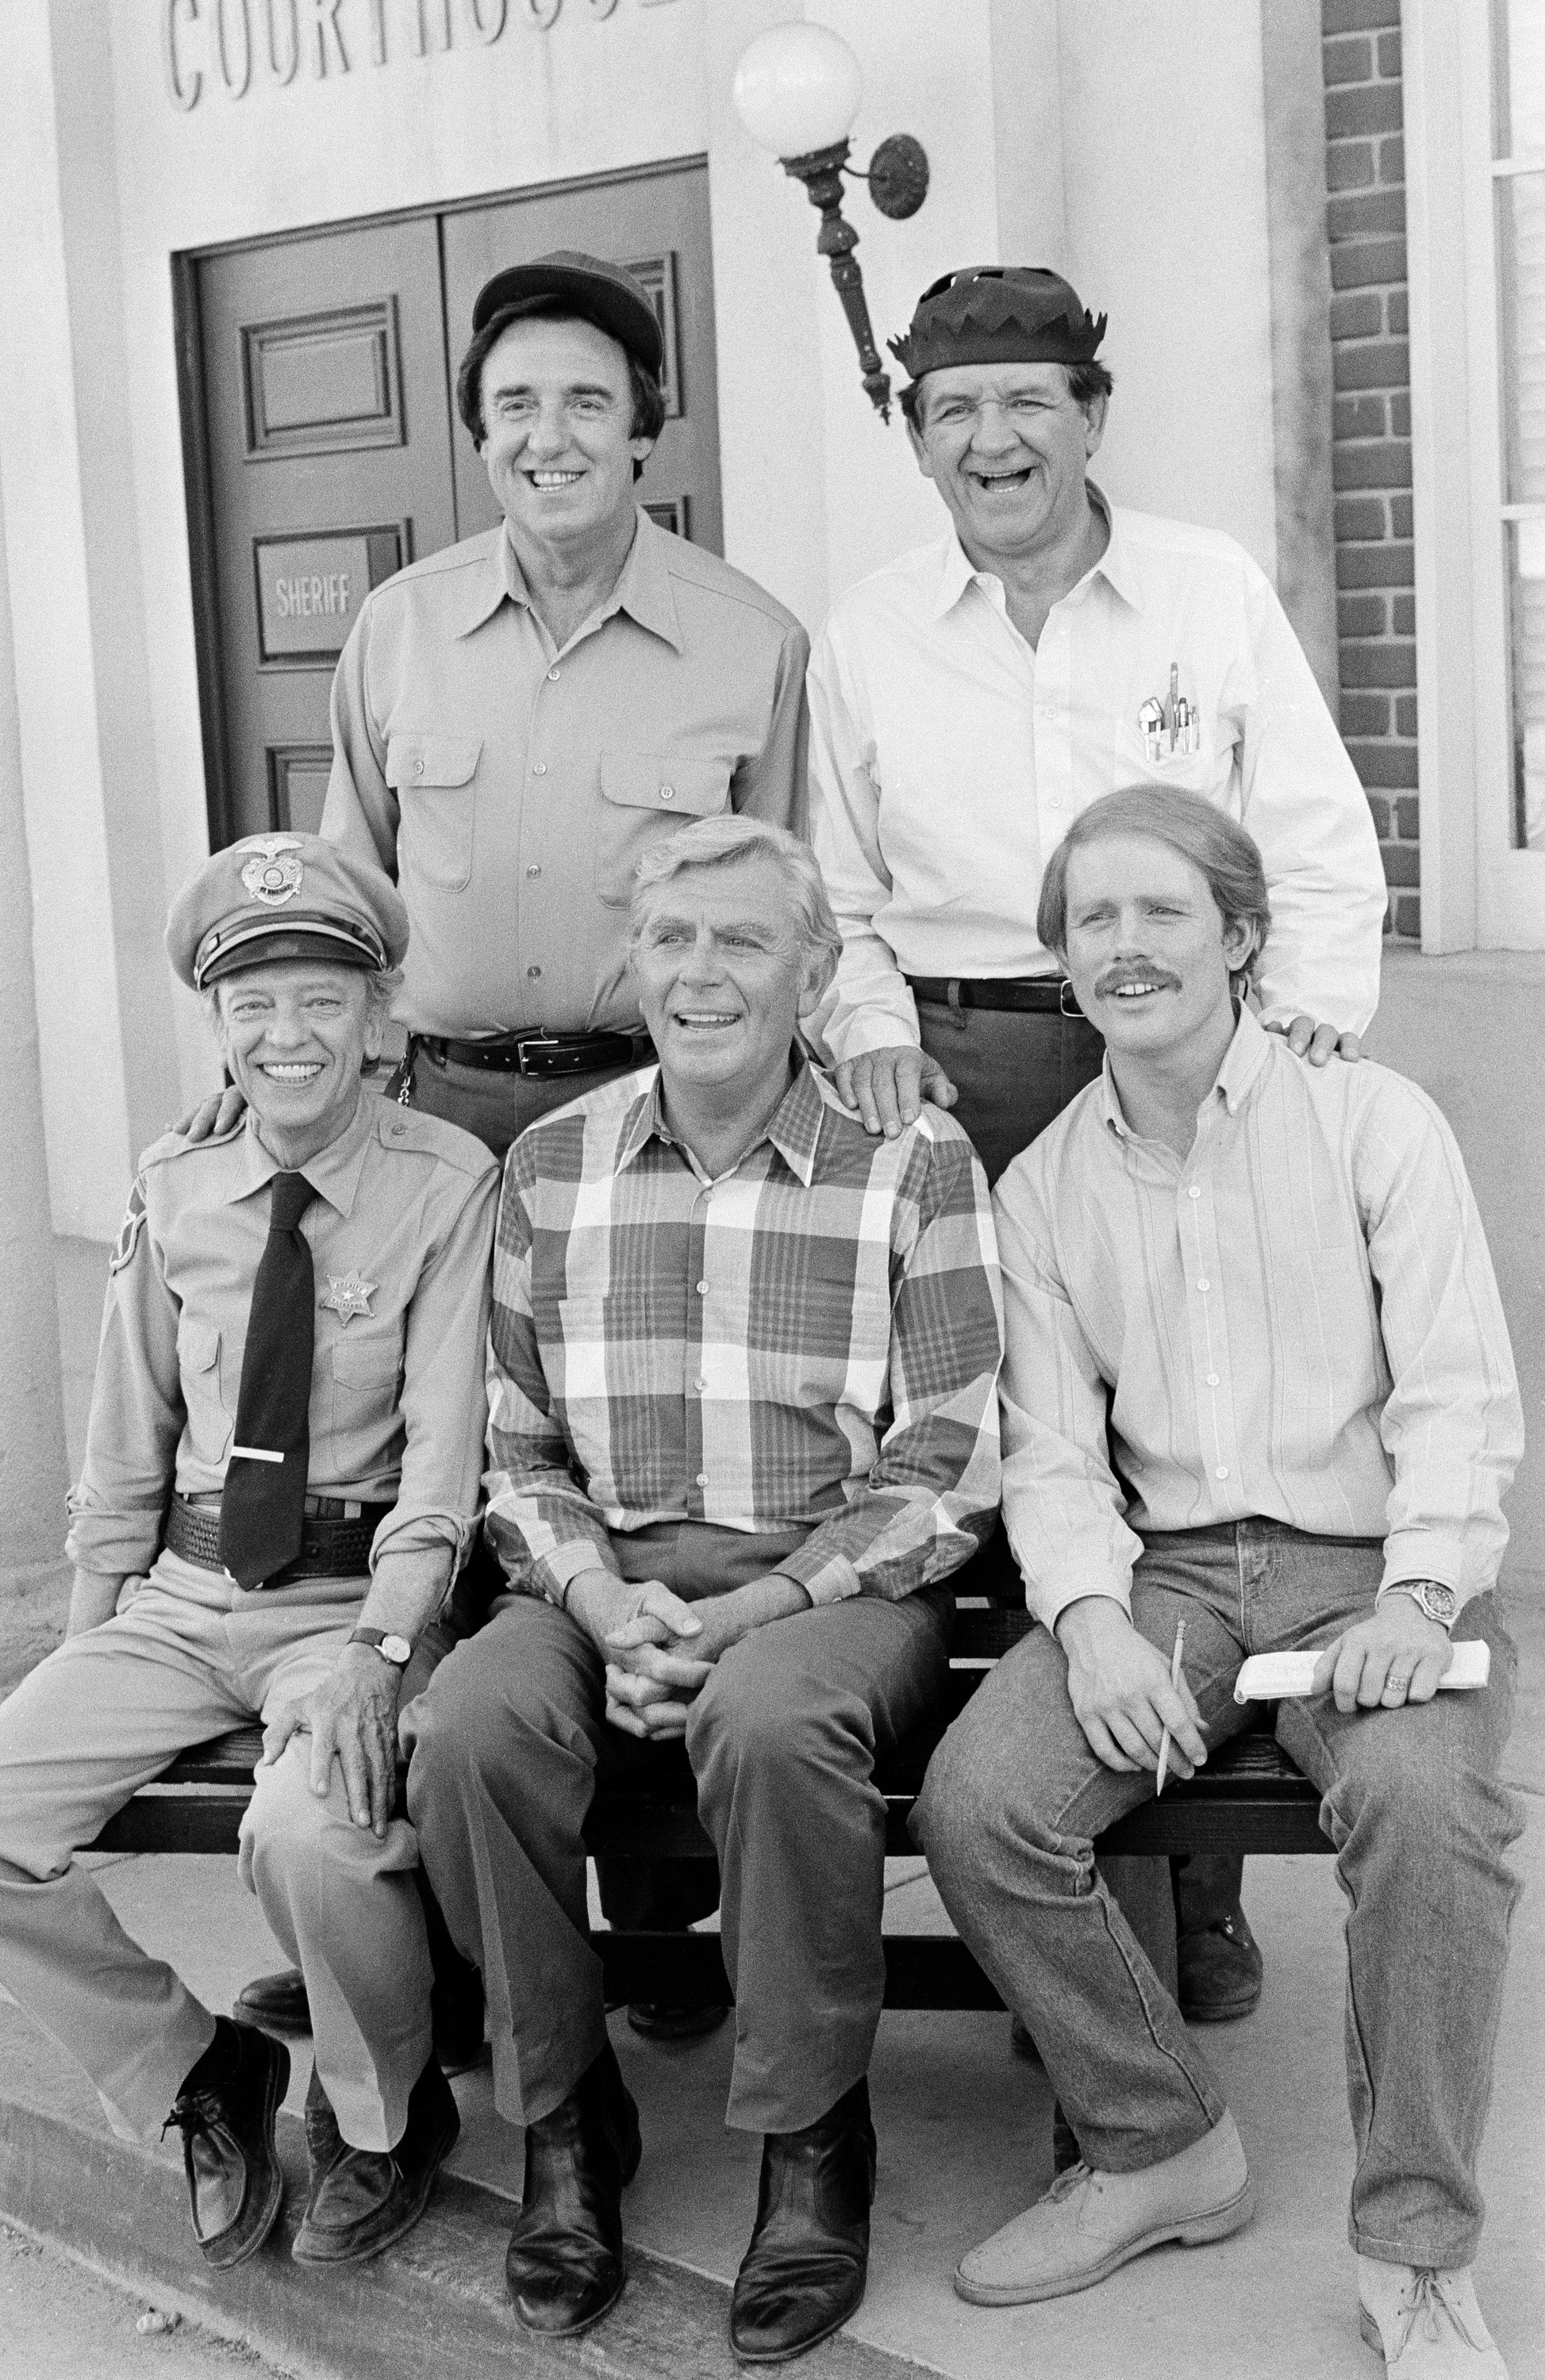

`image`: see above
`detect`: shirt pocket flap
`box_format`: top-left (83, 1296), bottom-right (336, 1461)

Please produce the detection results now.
top-left (332, 1339), bottom-right (401, 1389)
top-left (385, 732), bottom-right (484, 791)
top-left (179, 1318), bottom-right (220, 1372)
top-left (600, 751), bottom-right (731, 816)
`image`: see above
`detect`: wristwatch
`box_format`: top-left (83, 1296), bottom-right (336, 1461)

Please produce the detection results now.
top-left (347, 1626), bottom-right (413, 1667)
top-left (1378, 1580), bottom-right (1457, 1631)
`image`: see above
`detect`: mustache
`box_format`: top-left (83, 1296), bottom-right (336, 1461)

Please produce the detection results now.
top-left (1094, 965), bottom-right (1181, 996)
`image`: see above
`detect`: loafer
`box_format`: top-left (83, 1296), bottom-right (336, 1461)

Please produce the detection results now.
top-left (233, 1966), bottom-right (311, 2038)
top-left (729, 2076), bottom-right (877, 2365)
top-left (1177, 1905), bottom-right (1264, 2023)
top-left (955, 2111), bottom-right (1253, 2305)
top-left (1359, 2259), bottom-right (1509, 2375)
top-left (165, 2017), bottom-right (290, 2270)
top-left (505, 2040), bottom-right (642, 2337)
top-left (626, 2000), bottom-right (730, 2041)
top-left (293, 2056), bottom-right (460, 2267)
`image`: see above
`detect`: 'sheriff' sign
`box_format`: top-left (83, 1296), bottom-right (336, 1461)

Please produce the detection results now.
top-left (254, 528), bottom-right (402, 663)
top-left (163, 0), bottom-right (680, 111)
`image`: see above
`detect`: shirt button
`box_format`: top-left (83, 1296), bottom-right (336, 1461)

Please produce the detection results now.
top-left (1187, 1185), bottom-right (1201, 1200)
top-left (526, 863), bottom-right (541, 878)
top-left (1197, 1278), bottom-right (1210, 1292)
top-left (527, 964), bottom-right (542, 979)
top-left (532, 762), bottom-right (547, 776)
top-left (390, 1123), bottom-right (405, 1137)
top-left (547, 666), bottom-right (560, 681)
top-left (694, 1375), bottom-right (707, 1393)
top-left (659, 785), bottom-right (674, 802)
top-left (412, 758), bottom-right (425, 777)
top-left (696, 1280), bottom-right (708, 1296)
top-left (1206, 1372), bottom-right (1220, 1388)
top-left (1215, 1465), bottom-right (1229, 1480)
top-left (696, 1472), bottom-right (708, 1488)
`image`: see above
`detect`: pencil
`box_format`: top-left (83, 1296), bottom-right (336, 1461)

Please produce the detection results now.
top-left (1155, 1618), bottom-right (1187, 1797)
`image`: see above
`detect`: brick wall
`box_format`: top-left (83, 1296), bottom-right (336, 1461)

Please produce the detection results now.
top-left (1323, 0), bottom-right (1418, 941)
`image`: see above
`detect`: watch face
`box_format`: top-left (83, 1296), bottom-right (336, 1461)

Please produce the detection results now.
top-left (379, 1634), bottom-right (413, 1667)
top-left (1424, 1583), bottom-right (1457, 1622)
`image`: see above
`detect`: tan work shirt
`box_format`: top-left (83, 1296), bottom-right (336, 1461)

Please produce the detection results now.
top-left (321, 509), bottom-right (810, 1038)
top-left (67, 1092), bottom-right (499, 1595)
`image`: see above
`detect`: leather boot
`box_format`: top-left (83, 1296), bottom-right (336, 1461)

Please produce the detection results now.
top-left (234, 1966), bottom-right (311, 2037)
top-left (729, 2076), bottom-right (877, 2365)
top-left (294, 2056), bottom-right (460, 2266)
top-left (1174, 1855), bottom-right (1264, 2022)
top-left (505, 2040), bottom-right (642, 2337)
top-left (165, 2017), bottom-right (290, 2270)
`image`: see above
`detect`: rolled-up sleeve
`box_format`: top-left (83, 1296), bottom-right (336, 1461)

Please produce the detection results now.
top-left (371, 1162), bottom-right (498, 1587)
top-left (66, 1173), bottom-right (183, 1579)
top-left (774, 1130), bottom-right (1003, 1603)
top-left (1235, 561), bottom-right (1387, 1035)
top-left (993, 1175), bottom-right (1144, 1630)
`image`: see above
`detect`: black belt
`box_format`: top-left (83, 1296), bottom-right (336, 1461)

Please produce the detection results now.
top-left (907, 975), bottom-right (1075, 1015)
top-left (418, 1030), bottom-right (653, 1080)
top-left (163, 1493), bottom-right (393, 1586)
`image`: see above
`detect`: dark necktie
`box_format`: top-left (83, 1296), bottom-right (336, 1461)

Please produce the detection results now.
top-left (218, 1171), bottom-right (316, 1591)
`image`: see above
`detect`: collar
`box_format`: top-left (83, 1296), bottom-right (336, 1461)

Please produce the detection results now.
top-left (1099, 1001), bottom-right (1271, 1140)
top-left (617, 1054), bottom-right (828, 1187)
top-left (452, 509), bottom-right (683, 653)
top-left (221, 1088), bottom-right (375, 1218)
top-left (932, 481), bottom-right (1136, 620)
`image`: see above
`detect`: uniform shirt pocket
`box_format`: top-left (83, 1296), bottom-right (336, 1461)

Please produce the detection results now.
top-left (595, 751), bottom-right (732, 906)
top-left (330, 1333), bottom-right (404, 1467)
top-left (386, 731), bottom-right (483, 893)
top-left (176, 1315), bottom-right (233, 1464)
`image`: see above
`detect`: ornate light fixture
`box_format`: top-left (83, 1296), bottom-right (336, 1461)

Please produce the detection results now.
top-left (732, 23), bottom-right (928, 424)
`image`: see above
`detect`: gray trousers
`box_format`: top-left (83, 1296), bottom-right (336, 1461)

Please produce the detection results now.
top-left (0, 1559), bottom-right (434, 2149)
top-left (404, 1526), bottom-right (953, 2136)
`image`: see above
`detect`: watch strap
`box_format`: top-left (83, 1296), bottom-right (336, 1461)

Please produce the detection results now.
top-left (1378, 1580), bottom-right (1456, 1630)
top-left (347, 1626), bottom-right (412, 1665)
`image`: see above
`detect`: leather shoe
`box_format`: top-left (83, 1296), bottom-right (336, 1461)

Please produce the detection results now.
top-left (955, 2112), bottom-right (1252, 2305)
top-left (729, 2076), bottom-right (877, 2364)
top-left (1177, 1904), bottom-right (1264, 2023)
top-left (294, 2056), bottom-right (459, 2266)
top-left (505, 2040), bottom-right (642, 2336)
top-left (627, 2000), bottom-right (730, 2041)
top-left (165, 2017), bottom-right (290, 2270)
top-left (234, 1966), bottom-right (311, 2038)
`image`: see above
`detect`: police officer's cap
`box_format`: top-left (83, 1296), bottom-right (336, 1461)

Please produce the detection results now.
top-left (165, 834), bottom-right (409, 992)
top-left (890, 266), bottom-right (1106, 383)
top-left (470, 250), bottom-right (665, 378)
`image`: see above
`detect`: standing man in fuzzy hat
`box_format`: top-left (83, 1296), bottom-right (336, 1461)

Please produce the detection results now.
top-left (806, 263), bottom-right (1389, 2025)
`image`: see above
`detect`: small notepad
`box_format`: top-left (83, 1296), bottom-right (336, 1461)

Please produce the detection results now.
top-left (1233, 1639), bottom-right (1490, 1704)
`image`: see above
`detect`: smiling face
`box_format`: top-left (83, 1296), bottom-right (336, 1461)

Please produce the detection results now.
top-left (907, 361), bottom-right (1105, 568)
top-left (477, 314), bottom-right (654, 556)
top-left (214, 959), bottom-right (382, 1164)
top-left (629, 854), bottom-right (831, 1111)
top-left (1059, 832), bottom-right (1255, 1067)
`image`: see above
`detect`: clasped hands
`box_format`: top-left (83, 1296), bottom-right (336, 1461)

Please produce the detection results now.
top-left (567, 1568), bottom-right (810, 1741)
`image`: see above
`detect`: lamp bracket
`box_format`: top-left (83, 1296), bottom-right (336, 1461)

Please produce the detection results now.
top-left (859, 133), bottom-right (929, 221)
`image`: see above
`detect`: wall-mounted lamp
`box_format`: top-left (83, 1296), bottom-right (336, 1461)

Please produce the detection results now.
top-left (732, 23), bottom-right (928, 423)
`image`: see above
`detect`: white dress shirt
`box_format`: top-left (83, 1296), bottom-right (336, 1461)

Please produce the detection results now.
top-left (992, 1008), bottom-right (1522, 1630)
top-left (808, 496), bottom-right (1388, 1061)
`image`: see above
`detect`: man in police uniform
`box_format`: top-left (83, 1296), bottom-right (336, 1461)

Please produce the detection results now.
top-left (808, 266), bottom-right (1389, 2022)
top-left (0, 835), bottom-right (497, 2272)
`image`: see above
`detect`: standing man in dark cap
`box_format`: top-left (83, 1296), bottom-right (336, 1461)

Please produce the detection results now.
top-left (808, 264), bottom-right (1388, 2023)
top-left (0, 833), bottom-right (496, 2274)
top-left (206, 252), bottom-right (806, 2042)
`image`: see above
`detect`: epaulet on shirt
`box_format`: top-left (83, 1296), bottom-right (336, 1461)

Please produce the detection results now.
top-left (659, 536), bottom-right (805, 639)
top-left (363, 528), bottom-right (502, 600)
top-left (136, 1120), bottom-right (246, 1177)
top-left (374, 1103), bottom-right (498, 1178)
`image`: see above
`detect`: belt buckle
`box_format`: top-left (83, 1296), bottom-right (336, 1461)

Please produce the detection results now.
top-left (517, 1034), bottom-right (561, 1077)
top-left (1058, 979), bottom-right (1083, 1020)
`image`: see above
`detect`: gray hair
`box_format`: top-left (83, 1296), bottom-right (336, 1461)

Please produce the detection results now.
top-left (628, 816), bottom-right (842, 967)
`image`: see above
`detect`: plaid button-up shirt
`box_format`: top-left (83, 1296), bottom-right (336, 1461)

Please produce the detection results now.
top-left (485, 1058), bottom-right (1003, 1606)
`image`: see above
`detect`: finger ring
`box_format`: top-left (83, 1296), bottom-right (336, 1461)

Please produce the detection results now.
top-left (1385, 1672), bottom-right (1409, 1691)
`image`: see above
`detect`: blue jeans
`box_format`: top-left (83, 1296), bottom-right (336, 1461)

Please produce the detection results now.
top-left (913, 1522), bottom-right (1521, 2267)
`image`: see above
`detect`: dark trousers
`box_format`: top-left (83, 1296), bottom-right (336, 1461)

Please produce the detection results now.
top-left (403, 1527), bottom-right (954, 2133)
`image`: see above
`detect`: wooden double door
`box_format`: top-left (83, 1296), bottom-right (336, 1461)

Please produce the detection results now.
top-left (184, 159), bottom-right (721, 849)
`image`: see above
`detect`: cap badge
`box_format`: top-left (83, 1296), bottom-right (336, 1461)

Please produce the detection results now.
top-left (239, 834), bottom-right (306, 908)
top-left (321, 1271), bottom-right (376, 1325)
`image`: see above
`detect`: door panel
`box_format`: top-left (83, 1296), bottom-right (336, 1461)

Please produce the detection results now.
top-left (197, 220), bottom-right (458, 845)
top-left (441, 162), bottom-right (722, 555)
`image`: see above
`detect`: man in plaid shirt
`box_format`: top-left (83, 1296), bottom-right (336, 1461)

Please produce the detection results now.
top-left (405, 816), bottom-right (1001, 2363)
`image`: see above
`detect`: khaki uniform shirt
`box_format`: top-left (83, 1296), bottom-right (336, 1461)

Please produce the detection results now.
top-left (67, 1093), bottom-right (499, 1593)
top-left (321, 510), bottom-right (810, 1039)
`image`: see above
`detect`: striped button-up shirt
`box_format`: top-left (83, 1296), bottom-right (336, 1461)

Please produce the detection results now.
top-left (808, 493), bottom-right (1386, 1061)
top-left (993, 1007), bottom-right (1521, 1627)
top-left (485, 1058), bottom-right (1003, 1606)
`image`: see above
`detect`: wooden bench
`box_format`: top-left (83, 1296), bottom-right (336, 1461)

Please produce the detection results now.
top-left (91, 1534), bottom-right (1328, 2013)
